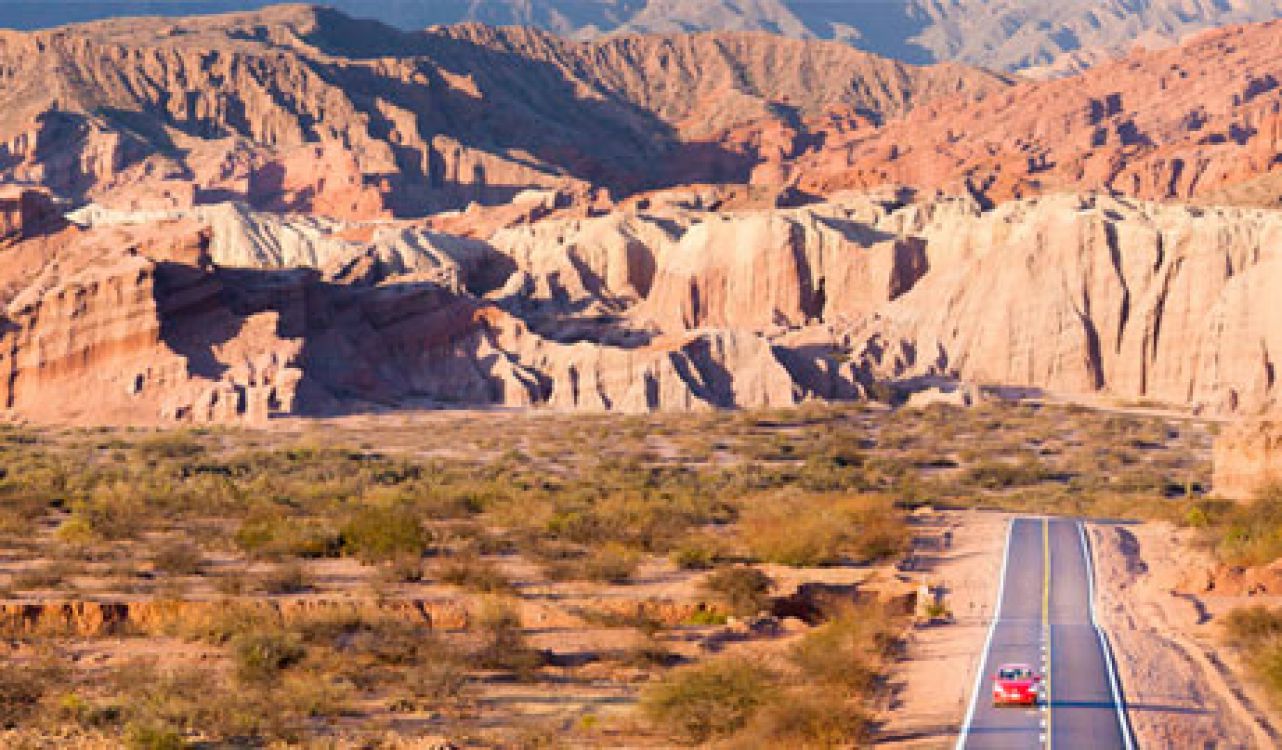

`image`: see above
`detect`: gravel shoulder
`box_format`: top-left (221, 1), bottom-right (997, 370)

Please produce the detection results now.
top-left (1090, 521), bottom-right (1281, 749)
top-left (876, 509), bottom-right (1013, 748)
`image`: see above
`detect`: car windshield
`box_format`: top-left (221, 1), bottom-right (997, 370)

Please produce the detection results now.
top-left (998, 667), bottom-right (1031, 680)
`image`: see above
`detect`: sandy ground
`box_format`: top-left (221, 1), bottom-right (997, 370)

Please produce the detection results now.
top-left (1090, 521), bottom-right (1281, 748)
top-left (876, 509), bottom-right (1014, 748)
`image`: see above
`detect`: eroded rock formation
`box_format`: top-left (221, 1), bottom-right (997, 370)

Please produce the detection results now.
top-left (0, 6), bottom-right (1007, 218)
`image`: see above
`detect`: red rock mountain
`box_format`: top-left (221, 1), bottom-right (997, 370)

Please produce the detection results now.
top-left (0, 5), bottom-right (1006, 218)
top-left (791, 20), bottom-right (1282, 208)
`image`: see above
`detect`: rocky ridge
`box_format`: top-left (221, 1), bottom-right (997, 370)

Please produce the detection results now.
top-left (9, 0), bottom-right (1282, 75)
top-left (0, 6), bottom-right (1008, 218)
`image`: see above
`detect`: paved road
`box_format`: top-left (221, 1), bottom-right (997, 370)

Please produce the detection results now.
top-left (956, 517), bottom-right (1135, 750)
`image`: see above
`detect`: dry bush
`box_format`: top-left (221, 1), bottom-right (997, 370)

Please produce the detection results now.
top-left (701, 565), bottom-right (774, 617)
top-left (439, 553), bottom-right (515, 594)
top-left (544, 542), bottom-right (643, 584)
top-left (470, 599), bottom-right (544, 679)
top-left (1213, 486), bottom-right (1282, 567)
top-left (641, 656), bottom-right (778, 743)
top-left (790, 603), bottom-right (899, 695)
top-left (0, 659), bottom-right (63, 729)
top-left (1221, 606), bottom-right (1282, 705)
top-left (739, 492), bottom-right (906, 567)
top-left (737, 688), bottom-right (869, 748)
top-left (234, 514), bottom-right (340, 560)
top-left (232, 629), bottom-right (306, 684)
top-left (257, 561), bottom-right (310, 595)
top-left (150, 540), bottom-right (204, 576)
top-left (340, 504), bottom-right (428, 563)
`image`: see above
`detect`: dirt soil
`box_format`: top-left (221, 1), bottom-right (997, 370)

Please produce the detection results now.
top-left (1090, 521), bottom-right (1282, 749)
top-left (876, 509), bottom-right (1015, 748)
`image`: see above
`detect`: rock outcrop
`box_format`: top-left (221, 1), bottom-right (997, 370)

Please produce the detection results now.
top-left (835, 193), bottom-right (1282, 414)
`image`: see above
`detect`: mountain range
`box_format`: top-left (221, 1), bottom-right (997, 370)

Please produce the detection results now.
top-left (3, 5), bottom-right (1282, 424)
top-left (8, 0), bottom-right (1282, 73)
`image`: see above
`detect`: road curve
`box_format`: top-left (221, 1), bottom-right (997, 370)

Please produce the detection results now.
top-left (956, 517), bottom-right (1135, 750)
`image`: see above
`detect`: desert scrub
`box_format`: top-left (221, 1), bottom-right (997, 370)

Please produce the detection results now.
top-left (439, 553), bottom-right (515, 594)
top-left (232, 629), bottom-right (306, 683)
top-left (1212, 486), bottom-right (1282, 567)
top-left (641, 656), bottom-right (778, 743)
top-left (257, 561), bottom-right (311, 594)
top-left (737, 688), bottom-right (869, 748)
top-left (234, 513), bottom-right (340, 560)
top-left (543, 542), bottom-right (643, 583)
top-left (149, 540), bottom-right (204, 576)
top-left (700, 566), bottom-right (774, 617)
top-left (739, 491), bottom-right (907, 566)
top-left (471, 598), bottom-right (545, 678)
top-left (0, 658), bottom-right (64, 728)
top-left (1222, 605), bottom-right (1282, 704)
top-left (340, 504), bottom-right (428, 563)
top-left (791, 603), bottom-right (900, 695)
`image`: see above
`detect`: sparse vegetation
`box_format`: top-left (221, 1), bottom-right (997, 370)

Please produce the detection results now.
top-left (1222, 605), bottom-right (1282, 705)
top-left (701, 565), bottom-right (774, 617)
top-left (642, 656), bottom-right (779, 743)
top-left (0, 401), bottom-right (1215, 745)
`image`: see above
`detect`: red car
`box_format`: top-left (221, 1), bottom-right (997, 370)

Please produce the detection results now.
top-left (991, 663), bottom-right (1042, 706)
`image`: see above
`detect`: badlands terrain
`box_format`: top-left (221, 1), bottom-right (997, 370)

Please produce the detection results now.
top-left (4, 2), bottom-right (1282, 748)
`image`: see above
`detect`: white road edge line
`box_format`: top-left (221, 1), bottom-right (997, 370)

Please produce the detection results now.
top-left (954, 518), bottom-right (1015, 750)
top-left (1077, 521), bottom-right (1137, 750)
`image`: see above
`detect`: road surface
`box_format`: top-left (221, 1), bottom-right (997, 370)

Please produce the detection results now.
top-left (956, 517), bottom-right (1135, 749)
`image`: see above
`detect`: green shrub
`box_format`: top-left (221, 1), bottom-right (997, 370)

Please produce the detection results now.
top-left (701, 566), bottom-right (774, 617)
top-left (340, 505), bottom-right (427, 563)
top-left (232, 631), bottom-right (306, 684)
top-left (234, 514), bottom-right (341, 560)
top-left (124, 723), bottom-right (187, 750)
top-left (641, 657), bottom-right (778, 743)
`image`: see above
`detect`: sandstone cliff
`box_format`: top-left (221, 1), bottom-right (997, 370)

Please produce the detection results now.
top-left (13, 189), bottom-right (1282, 422)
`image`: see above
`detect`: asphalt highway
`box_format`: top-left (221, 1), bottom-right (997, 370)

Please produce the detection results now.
top-left (956, 517), bottom-right (1135, 750)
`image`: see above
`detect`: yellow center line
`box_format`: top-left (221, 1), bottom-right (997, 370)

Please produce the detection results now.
top-left (1043, 517), bottom-right (1053, 750)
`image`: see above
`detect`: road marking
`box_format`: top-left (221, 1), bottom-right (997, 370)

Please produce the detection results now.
top-left (954, 519), bottom-right (1014, 750)
top-left (1077, 521), bottom-right (1137, 750)
top-left (1043, 518), bottom-right (1053, 750)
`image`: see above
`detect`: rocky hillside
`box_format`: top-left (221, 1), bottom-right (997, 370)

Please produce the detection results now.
top-left (8, 1), bottom-right (1282, 74)
top-left (0, 5), bottom-right (1006, 218)
top-left (792, 20), bottom-right (1282, 208)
